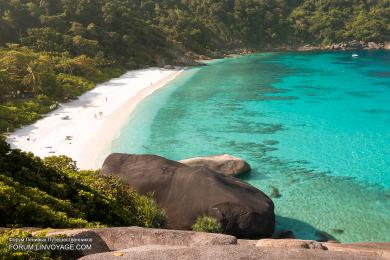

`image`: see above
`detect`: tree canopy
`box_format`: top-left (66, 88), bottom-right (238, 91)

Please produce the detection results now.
top-left (0, 137), bottom-right (165, 229)
top-left (0, 0), bottom-right (388, 131)
top-left (1, 0), bottom-right (388, 58)
top-left (0, 2), bottom-right (388, 255)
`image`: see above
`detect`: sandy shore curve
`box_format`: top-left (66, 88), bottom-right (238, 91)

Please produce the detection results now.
top-left (6, 67), bottom-right (184, 169)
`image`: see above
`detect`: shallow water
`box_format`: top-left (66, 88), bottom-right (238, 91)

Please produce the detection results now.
top-left (109, 51), bottom-right (390, 243)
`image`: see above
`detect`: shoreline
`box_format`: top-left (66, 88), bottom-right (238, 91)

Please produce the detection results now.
top-left (209, 41), bottom-right (389, 58)
top-left (6, 67), bottom-right (185, 170)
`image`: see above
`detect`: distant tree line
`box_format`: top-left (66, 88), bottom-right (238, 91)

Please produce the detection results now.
top-left (1, 0), bottom-right (389, 63)
top-left (0, 0), bottom-right (389, 131)
top-left (0, 2), bottom-right (388, 254)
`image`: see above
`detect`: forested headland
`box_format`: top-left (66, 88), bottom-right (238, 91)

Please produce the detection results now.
top-left (0, 0), bottom-right (389, 132)
top-left (0, 2), bottom-right (389, 257)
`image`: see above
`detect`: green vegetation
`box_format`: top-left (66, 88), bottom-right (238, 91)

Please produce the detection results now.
top-left (0, 138), bottom-right (165, 228)
top-left (192, 216), bottom-right (222, 233)
top-left (0, 1), bottom-right (387, 257)
top-left (289, 1), bottom-right (389, 45)
top-left (0, 46), bottom-right (122, 132)
top-left (1, 1), bottom-right (388, 56)
top-left (0, 229), bottom-right (64, 259)
top-left (0, 0), bottom-right (388, 131)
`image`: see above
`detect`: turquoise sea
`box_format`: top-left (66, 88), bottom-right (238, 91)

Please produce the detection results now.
top-left (108, 51), bottom-right (390, 243)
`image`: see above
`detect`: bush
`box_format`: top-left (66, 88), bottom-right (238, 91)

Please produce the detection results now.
top-left (133, 194), bottom-right (166, 228)
top-left (56, 73), bottom-right (94, 99)
top-left (192, 216), bottom-right (222, 234)
top-left (0, 140), bottom-right (166, 229)
top-left (93, 67), bottom-right (126, 83)
top-left (0, 119), bottom-right (11, 132)
top-left (0, 229), bottom-right (64, 259)
top-left (0, 103), bottom-right (43, 131)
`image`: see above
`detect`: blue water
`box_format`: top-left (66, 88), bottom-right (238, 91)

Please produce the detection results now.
top-left (108, 51), bottom-right (390, 243)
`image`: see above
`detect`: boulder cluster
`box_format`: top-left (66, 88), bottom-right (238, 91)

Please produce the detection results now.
top-left (299, 41), bottom-right (388, 51)
top-left (5, 152), bottom-right (389, 259)
top-left (179, 154), bottom-right (251, 177)
top-left (101, 153), bottom-right (273, 239)
top-left (329, 40), bottom-right (385, 50)
top-left (28, 227), bottom-right (390, 260)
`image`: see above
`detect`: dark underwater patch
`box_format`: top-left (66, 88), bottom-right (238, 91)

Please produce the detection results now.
top-left (369, 71), bottom-right (390, 78)
top-left (346, 91), bottom-right (380, 98)
top-left (363, 109), bottom-right (390, 114)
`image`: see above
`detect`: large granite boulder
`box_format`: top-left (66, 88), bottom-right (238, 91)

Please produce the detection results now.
top-left (179, 154), bottom-right (251, 176)
top-left (346, 40), bottom-right (366, 49)
top-left (80, 245), bottom-right (382, 260)
top-left (325, 242), bottom-right (390, 259)
top-left (330, 43), bottom-right (343, 50)
top-left (101, 153), bottom-right (275, 239)
top-left (13, 227), bottom-right (390, 260)
top-left (297, 45), bottom-right (322, 51)
top-left (256, 239), bottom-right (390, 259)
top-left (37, 227), bottom-right (237, 257)
top-left (367, 42), bottom-right (382, 50)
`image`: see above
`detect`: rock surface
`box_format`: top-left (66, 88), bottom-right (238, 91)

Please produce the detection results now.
top-left (163, 65), bottom-right (175, 69)
top-left (179, 154), bottom-right (251, 176)
top-left (298, 45), bottom-right (323, 51)
top-left (101, 153), bottom-right (274, 239)
top-left (325, 242), bottom-right (390, 259)
top-left (42, 228), bottom-right (110, 258)
top-left (257, 239), bottom-right (328, 250)
top-left (80, 245), bottom-right (384, 260)
top-left (256, 239), bottom-right (390, 259)
top-left (346, 40), bottom-right (366, 49)
top-left (304, 41), bottom-right (386, 51)
top-left (18, 227), bottom-right (389, 259)
top-left (367, 42), bottom-right (381, 49)
top-left (37, 227), bottom-right (237, 258)
top-left (330, 43), bottom-right (343, 50)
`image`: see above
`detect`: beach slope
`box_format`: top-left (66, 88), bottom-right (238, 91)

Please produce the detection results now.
top-left (6, 68), bottom-right (184, 169)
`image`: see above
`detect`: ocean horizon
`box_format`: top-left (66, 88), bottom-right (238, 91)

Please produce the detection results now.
top-left (108, 51), bottom-right (390, 243)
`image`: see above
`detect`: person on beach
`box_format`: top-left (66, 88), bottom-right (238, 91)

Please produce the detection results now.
top-left (94, 114), bottom-right (97, 119)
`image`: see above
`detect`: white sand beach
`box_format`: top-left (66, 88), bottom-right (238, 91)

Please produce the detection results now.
top-left (6, 67), bottom-right (184, 170)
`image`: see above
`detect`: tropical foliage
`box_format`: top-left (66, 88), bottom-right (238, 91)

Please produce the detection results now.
top-left (192, 216), bottom-right (222, 233)
top-left (0, 46), bottom-right (125, 132)
top-left (0, 229), bottom-right (65, 259)
top-left (0, 0), bottom-right (389, 131)
top-left (0, 1), bottom-right (388, 257)
top-left (0, 138), bottom-right (165, 229)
